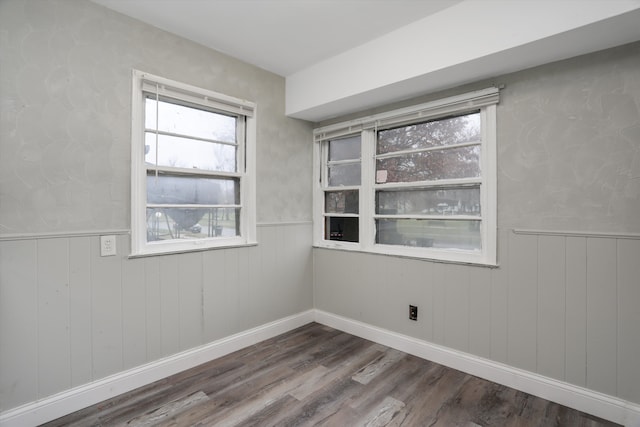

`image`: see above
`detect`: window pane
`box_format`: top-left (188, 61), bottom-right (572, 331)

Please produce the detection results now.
top-left (325, 190), bottom-right (359, 214)
top-left (145, 97), bottom-right (237, 143)
top-left (325, 217), bottom-right (359, 242)
top-left (376, 187), bottom-right (480, 216)
top-left (377, 112), bottom-right (480, 155)
top-left (376, 145), bottom-right (480, 183)
top-left (146, 207), bottom-right (240, 242)
top-left (145, 133), bottom-right (236, 172)
top-left (376, 219), bottom-right (481, 250)
top-left (147, 173), bottom-right (239, 205)
top-left (328, 163), bottom-right (361, 186)
top-left (329, 135), bottom-right (361, 161)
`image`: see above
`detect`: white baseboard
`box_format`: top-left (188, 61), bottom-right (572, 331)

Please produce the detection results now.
top-left (4, 309), bottom-right (639, 427)
top-left (314, 310), bottom-right (640, 427)
top-left (0, 310), bottom-right (315, 427)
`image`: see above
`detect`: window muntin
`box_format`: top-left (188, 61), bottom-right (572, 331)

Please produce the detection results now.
top-left (131, 70), bottom-right (256, 256)
top-left (313, 88), bottom-right (498, 265)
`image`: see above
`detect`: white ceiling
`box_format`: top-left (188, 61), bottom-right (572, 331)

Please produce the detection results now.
top-left (92, 0), bottom-right (640, 122)
top-left (92, 0), bottom-right (464, 77)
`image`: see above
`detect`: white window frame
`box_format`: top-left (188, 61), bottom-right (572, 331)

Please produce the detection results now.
top-left (313, 88), bottom-right (499, 266)
top-left (130, 70), bottom-right (256, 257)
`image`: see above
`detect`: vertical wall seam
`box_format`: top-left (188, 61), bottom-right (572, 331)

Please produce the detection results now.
top-left (35, 239), bottom-right (40, 399)
top-left (535, 234), bottom-right (539, 375)
top-left (505, 229), bottom-right (510, 365)
top-left (67, 238), bottom-right (72, 389)
top-left (563, 235), bottom-right (567, 382)
top-left (615, 238), bottom-right (619, 397)
top-left (177, 256), bottom-right (182, 350)
top-left (584, 237), bottom-right (589, 388)
top-left (90, 237), bottom-right (95, 382)
top-left (200, 251), bottom-right (205, 345)
top-left (66, 238), bottom-right (72, 391)
top-left (144, 259), bottom-right (149, 363)
top-left (120, 237), bottom-right (125, 372)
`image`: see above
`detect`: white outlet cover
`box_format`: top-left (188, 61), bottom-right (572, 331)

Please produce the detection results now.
top-left (100, 235), bottom-right (117, 256)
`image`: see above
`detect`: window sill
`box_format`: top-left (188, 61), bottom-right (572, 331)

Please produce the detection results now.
top-left (129, 241), bottom-right (258, 259)
top-left (312, 243), bottom-right (498, 268)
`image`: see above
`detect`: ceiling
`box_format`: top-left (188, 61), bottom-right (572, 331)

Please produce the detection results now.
top-left (92, 0), bottom-right (640, 122)
top-left (91, 0), bottom-right (464, 77)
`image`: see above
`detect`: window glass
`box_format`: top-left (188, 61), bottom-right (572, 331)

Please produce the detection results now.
top-left (145, 97), bottom-right (236, 143)
top-left (377, 113), bottom-right (480, 154)
top-left (146, 207), bottom-right (239, 241)
top-left (376, 219), bottom-right (481, 250)
top-left (329, 135), bottom-right (361, 161)
top-left (376, 145), bottom-right (480, 183)
top-left (376, 187), bottom-right (480, 216)
top-left (325, 190), bottom-right (359, 214)
top-left (146, 173), bottom-right (239, 205)
top-left (328, 163), bottom-right (361, 186)
top-left (325, 217), bottom-right (359, 242)
top-left (144, 133), bottom-right (236, 172)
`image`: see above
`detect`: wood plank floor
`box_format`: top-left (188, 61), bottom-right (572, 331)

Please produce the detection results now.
top-left (42, 323), bottom-right (620, 427)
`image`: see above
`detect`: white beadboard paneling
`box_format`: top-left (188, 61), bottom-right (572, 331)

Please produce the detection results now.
top-left (490, 228), bottom-right (509, 363)
top-left (444, 264), bottom-right (470, 353)
top-left (222, 249), bottom-right (241, 336)
top-left (361, 252), bottom-right (384, 328)
top-left (378, 255), bottom-right (406, 330)
top-left (537, 235), bottom-right (566, 380)
top-left (178, 252), bottom-right (204, 351)
top-left (37, 238), bottom-right (71, 398)
top-left (565, 236), bottom-right (587, 388)
top-left (507, 232), bottom-right (538, 372)
top-left (236, 247), bottom-right (252, 331)
top-left (159, 256), bottom-right (180, 357)
top-left (90, 237), bottom-right (123, 380)
top-left (144, 256), bottom-right (162, 361)
top-left (431, 262), bottom-right (446, 345)
top-left (390, 257), bottom-right (432, 341)
top-left (617, 238), bottom-right (640, 403)
top-left (122, 255), bottom-right (147, 370)
top-left (69, 237), bottom-right (93, 387)
top-left (247, 240), bottom-right (266, 327)
top-left (259, 226), bottom-right (280, 320)
top-left (0, 240), bottom-right (38, 410)
top-left (418, 261), bottom-right (434, 343)
top-left (586, 238), bottom-right (618, 397)
top-left (469, 266), bottom-right (492, 359)
top-left (202, 249), bottom-right (228, 343)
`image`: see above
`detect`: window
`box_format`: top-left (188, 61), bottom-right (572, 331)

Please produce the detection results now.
top-left (313, 88), bottom-right (498, 265)
top-left (131, 70), bottom-right (256, 256)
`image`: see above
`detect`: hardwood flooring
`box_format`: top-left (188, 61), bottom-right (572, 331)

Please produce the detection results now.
top-left (42, 323), bottom-right (620, 427)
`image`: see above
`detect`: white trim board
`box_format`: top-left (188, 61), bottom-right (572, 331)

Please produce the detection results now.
top-left (0, 310), bottom-right (315, 427)
top-left (314, 310), bottom-right (640, 427)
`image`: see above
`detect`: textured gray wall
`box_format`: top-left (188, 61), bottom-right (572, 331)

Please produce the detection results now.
top-left (0, 0), bottom-right (313, 235)
top-left (0, 0), bottom-right (314, 415)
top-left (498, 43), bottom-right (640, 232)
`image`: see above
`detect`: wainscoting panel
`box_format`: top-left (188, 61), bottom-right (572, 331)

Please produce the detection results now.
top-left (616, 238), bottom-right (640, 404)
top-left (313, 228), bottom-right (640, 408)
top-left (0, 222), bottom-right (313, 414)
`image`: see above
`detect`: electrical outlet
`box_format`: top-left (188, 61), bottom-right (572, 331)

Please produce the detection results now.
top-left (409, 305), bottom-right (418, 321)
top-left (100, 235), bottom-right (117, 257)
